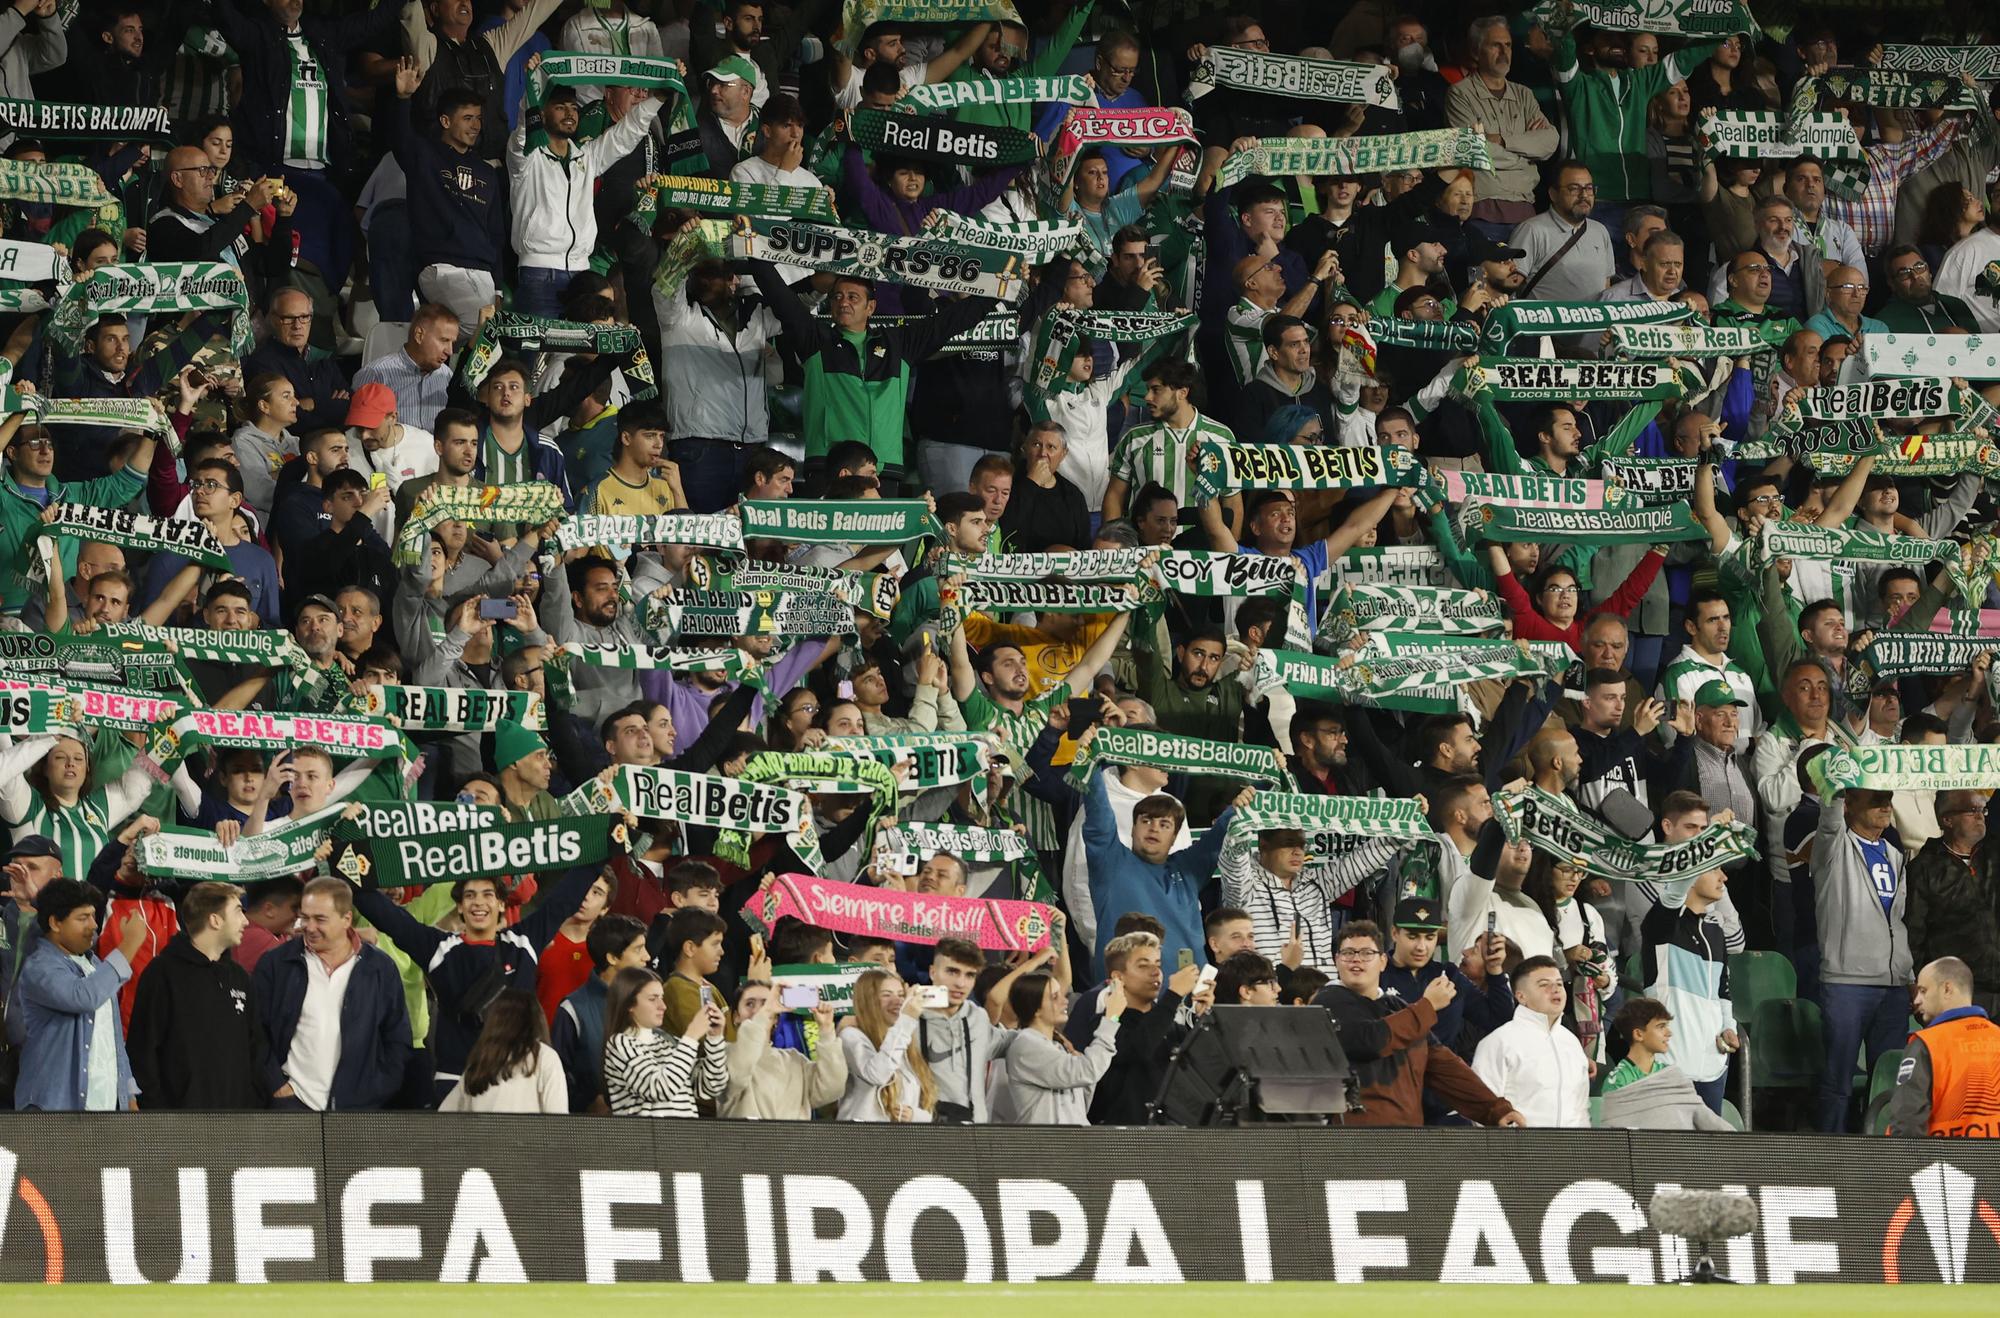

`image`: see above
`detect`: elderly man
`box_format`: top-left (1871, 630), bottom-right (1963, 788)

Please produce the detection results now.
top-left (1447, 15), bottom-right (1559, 235)
top-left (1680, 681), bottom-right (1756, 840)
top-left (1805, 265), bottom-right (1887, 352)
top-left (147, 146), bottom-right (288, 286)
top-left (1906, 793), bottom-right (2000, 1017)
top-left (1707, 194), bottom-right (1823, 320)
top-left (696, 56), bottom-right (760, 179)
top-left (353, 303), bottom-right (460, 432)
top-left (1603, 229), bottom-right (1686, 303)
top-left (1877, 244), bottom-right (1981, 334)
top-left (245, 286), bottom-right (350, 420)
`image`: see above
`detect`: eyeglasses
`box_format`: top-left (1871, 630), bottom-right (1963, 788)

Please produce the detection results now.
top-left (1560, 182), bottom-right (1597, 194)
top-left (176, 164), bottom-right (219, 177)
top-left (1235, 37), bottom-right (1271, 50)
top-left (273, 313), bottom-right (313, 324)
top-left (1734, 262), bottom-right (1772, 274)
top-left (1336, 948), bottom-right (1382, 961)
top-left (1541, 583), bottom-right (1580, 597)
top-left (1100, 61), bottom-right (1138, 76)
top-left (1891, 262), bottom-right (1929, 277)
top-left (12, 438), bottom-right (52, 452)
top-left (190, 478), bottom-right (230, 492)
top-left (1828, 282), bottom-right (1866, 291)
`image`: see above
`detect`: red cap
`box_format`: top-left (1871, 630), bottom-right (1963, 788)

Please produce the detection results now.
top-left (344, 381), bottom-right (397, 430)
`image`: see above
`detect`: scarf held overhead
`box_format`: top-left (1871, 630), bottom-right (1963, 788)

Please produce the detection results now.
top-left (728, 218), bottom-right (1025, 301)
top-left (49, 262), bottom-right (252, 356)
top-left (1186, 46), bottom-right (1400, 109)
top-left (1192, 441), bottom-right (1425, 502)
top-left (747, 871), bottom-right (1054, 953)
top-left (1494, 787), bottom-right (1759, 885)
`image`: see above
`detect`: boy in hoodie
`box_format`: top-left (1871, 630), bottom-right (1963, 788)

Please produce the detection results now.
top-left (125, 881), bottom-right (265, 1109)
top-left (1082, 755), bottom-right (1244, 975)
top-left (391, 58), bottom-right (506, 337)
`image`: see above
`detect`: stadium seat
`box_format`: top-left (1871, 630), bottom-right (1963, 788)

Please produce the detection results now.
top-left (1748, 997), bottom-right (1824, 1090)
top-left (1728, 950), bottom-right (1797, 1021)
top-left (1589, 1095), bottom-right (1603, 1127)
top-left (1721, 1098), bottom-right (1745, 1131)
top-left (362, 320), bottom-right (411, 367)
top-left (1870, 1049), bottom-right (1905, 1106)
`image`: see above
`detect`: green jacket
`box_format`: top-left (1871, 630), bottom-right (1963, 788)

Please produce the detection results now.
top-left (0, 466), bottom-right (146, 613)
top-left (1552, 33), bottom-right (1718, 202)
top-left (946, 0), bottom-right (1096, 133)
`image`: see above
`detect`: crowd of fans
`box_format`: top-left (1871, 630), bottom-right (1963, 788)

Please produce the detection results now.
top-left (0, 0), bottom-right (1998, 1138)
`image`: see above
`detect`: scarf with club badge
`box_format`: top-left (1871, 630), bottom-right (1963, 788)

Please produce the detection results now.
top-left (873, 822), bottom-right (1051, 902)
top-left (49, 262), bottom-right (252, 356)
top-left (827, 732), bottom-right (998, 792)
top-left (726, 218), bottom-right (1027, 301)
top-left (1187, 46), bottom-right (1400, 109)
top-left (394, 481), bottom-right (568, 566)
top-left (1067, 726), bottom-right (1291, 789)
top-left (1216, 126), bottom-right (1490, 189)
top-left (1192, 441), bottom-right (1425, 503)
top-left (1319, 584), bottom-right (1504, 645)
top-left (1493, 787), bottom-right (1759, 886)
top-left (1813, 743), bottom-right (2000, 793)
top-left (355, 685), bottom-right (544, 733)
top-left (719, 751), bottom-right (900, 866)
top-left (460, 312), bottom-right (656, 399)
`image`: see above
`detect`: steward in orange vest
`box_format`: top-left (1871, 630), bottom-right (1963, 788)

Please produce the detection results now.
top-left (1884, 1006), bottom-right (2000, 1138)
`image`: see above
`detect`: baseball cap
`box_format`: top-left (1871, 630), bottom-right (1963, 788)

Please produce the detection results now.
top-left (1392, 897), bottom-right (1446, 931)
top-left (1692, 679), bottom-right (1747, 709)
top-left (2, 834), bottom-right (62, 866)
top-left (1399, 222), bottom-right (1451, 254)
top-left (708, 55), bottom-right (760, 88)
top-left (293, 593), bottom-right (339, 625)
top-left (1465, 231), bottom-right (1527, 265)
top-left (344, 381), bottom-right (397, 430)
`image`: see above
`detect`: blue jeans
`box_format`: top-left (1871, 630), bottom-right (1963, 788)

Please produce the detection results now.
top-left (514, 266), bottom-right (575, 320)
top-left (367, 198), bottom-right (415, 321)
top-left (671, 437), bottom-right (749, 514)
top-left (1816, 982), bottom-right (1909, 1132)
top-left (282, 166), bottom-right (353, 291)
top-left (1693, 1072), bottom-right (1726, 1114)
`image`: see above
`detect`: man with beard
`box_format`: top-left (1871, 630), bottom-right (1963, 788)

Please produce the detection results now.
top-left (393, 409), bottom-right (481, 528)
top-left (1368, 224), bottom-right (1455, 318)
top-left (540, 556), bottom-right (646, 730)
top-left (1510, 162), bottom-right (1615, 305)
top-left (1447, 15), bottom-right (1559, 236)
top-left (334, 586), bottom-right (384, 667)
top-left (1878, 244), bottom-right (1981, 334)
top-left (1290, 707), bottom-right (1368, 796)
top-left (1465, 231), bottom-right (1528, 298)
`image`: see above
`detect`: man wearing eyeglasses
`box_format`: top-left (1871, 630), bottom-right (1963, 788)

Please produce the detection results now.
top-left (1805, 265), bottom-right (1885, 356)
top-left (1032, 32), bottom-right (1153, 192)
top-left (1509, 162), bottom-right (1614, 307)
top-left (1876, 244), bottom-right (1981, 335)
top-left (0, 419), bottom-right (161, 615)
top-left (147, 146), bottom-right (291, 292)
top-left (1707, 194), bottom-right (1821, 321)
top-left (245, 286), bottom-right (351, 420)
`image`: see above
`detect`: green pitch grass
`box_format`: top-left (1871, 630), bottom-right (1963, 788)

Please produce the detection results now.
top-left (0, 1283), bottom-right (1990, 1315)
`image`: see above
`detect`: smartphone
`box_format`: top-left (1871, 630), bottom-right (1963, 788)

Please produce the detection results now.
top-left (919, 984), bottom-right (950, 1008)
top-left (368, 471), bottom-right (388, 490)
top-left (1176, 947), bottom-right (1195, 972)
top-left (780, 984), bottom-right (820, 1010)
top-left (1485, 910), bottom-right (1498, 950)
top-left (1145, 237), bottom-right (1163, 263)
top-left (699, 984), bottom-right (716, 1009)
top-left (838, 680), bottom-right (855, 700)
top-left (1663, 698), bottom-right (1679, 722)
top-left (479, 598), bottom-right (519, 621)
top-left (1068, 696), bottom-right (1101, 735)
top-left (1196, 964), bottom-right (1218, 989)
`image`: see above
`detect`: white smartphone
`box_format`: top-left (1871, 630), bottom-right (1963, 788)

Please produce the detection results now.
top-left (781, 984), bottom-right (820, 1010)
top-left (919, 984), bottom-right (951, 1008)
top-left (1196, 964), bottom-right (1219, 989)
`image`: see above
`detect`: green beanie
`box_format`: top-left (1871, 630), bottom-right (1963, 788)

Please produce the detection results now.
top-left (495, 719), bottom-right (546, 772)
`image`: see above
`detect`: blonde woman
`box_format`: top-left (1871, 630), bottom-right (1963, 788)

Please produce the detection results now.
top-left (601, 966), bottom-right (727, 1117)
top-left (836, 969), bottom-right (936, 1122)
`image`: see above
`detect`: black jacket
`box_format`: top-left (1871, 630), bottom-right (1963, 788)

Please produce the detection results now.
top-left (208, 0), bottom-right (403, 173)
top-left (392, 94), bottom-right (507, 274)
top-left (1907, 839), bottom-right (2000, 987)
top-left (252, 936), bottom-right (412, 1109)
top-left (126, 932), bottom-right (265, 1109)
top-left (1085, 990), bottom-right (1190, 1126)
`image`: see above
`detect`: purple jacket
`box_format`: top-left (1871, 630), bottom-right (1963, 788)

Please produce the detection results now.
top-left (844, 145), bottom-right (1024, 314)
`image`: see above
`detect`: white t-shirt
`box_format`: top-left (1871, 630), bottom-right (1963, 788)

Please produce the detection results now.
top-left (285, 948), bottom-right (359, 1110)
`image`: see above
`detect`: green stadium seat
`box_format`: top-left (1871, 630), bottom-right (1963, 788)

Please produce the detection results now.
top-left (1589, 1095), bottom-right (1603, 1127)
top-left (1620, 949), bottom-right (1643, 995)
top-left (1721, 1098), bottom-right (1745, 1131)
top-left (1749, 997), bottom-right (1824, 1090)
top-left (1729, 950), bottom-right (1797, 1021)
top-left (1870, 1049), bottom-right (1906, 1106)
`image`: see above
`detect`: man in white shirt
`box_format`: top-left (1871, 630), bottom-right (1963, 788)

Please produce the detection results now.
top-left (1508, 161), bottom-right (1616, 305)
top-left (344, 382), bottom-right (436, 542)
top-left (1472, 955), bottom-right (1591, 1127)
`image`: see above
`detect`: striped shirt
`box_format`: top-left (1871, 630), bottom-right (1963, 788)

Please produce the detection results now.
top-left (166, 29), bottom-right (235, 132)
top-left (1224, 298), bottom-right (1269, 386)
top-left (282, 30), bottom-right (331, 168)
top-left (961, 686), bottom-right (1065, 850)
top-left (0, 736), bottom-right (151, 880)
top-left (602, 1028), bottom-right (725, 1117)
top-left (1111, 411), bottom-right (1235, 509)
top-left (1220, 837), bottom-right (1397, 971)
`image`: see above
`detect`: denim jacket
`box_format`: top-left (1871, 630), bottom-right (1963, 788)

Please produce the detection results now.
top-left (12, 936), bottom-right (135, 1111)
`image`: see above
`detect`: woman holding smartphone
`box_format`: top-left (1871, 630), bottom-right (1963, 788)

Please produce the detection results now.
top-left (836, 970), bottom-right (938, 1122)
top-left (601, 966), bottom-right (727, 1117)
top-left (996, 971), bottom-right (1122, 1125)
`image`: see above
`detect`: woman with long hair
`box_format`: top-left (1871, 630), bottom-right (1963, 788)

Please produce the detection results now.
top-left (1522, 852), bottom-right (1615, 1064)
top-left (0, 732), bottom-right (157, 880)
top-left (440, 989), bottom-right (567, 1113)
top-left (1917, 182), bottom-right (1985, 274)
top-left (836, 969), bottom-right (936, 1122)
top-left (994, 971), bottom-right (1121, 1125)
top-left (767, 688), bottom-right (825, 751)
top-left (600, 966), bottom-right (727, 1117)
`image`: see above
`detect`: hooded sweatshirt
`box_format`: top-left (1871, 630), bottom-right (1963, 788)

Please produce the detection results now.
top-left (125, 932), bottom-right (265, 1109)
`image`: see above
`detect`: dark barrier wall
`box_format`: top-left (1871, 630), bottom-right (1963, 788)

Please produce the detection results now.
top-left (1, 1117), bottom-right (1999, 1284)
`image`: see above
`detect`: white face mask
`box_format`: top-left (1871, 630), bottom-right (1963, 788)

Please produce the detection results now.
top-left (1395, 41), bottom-right (1435, 73)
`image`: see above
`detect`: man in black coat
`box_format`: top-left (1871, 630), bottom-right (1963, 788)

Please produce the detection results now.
top-left (126, 881), bottom-right (266, 1109)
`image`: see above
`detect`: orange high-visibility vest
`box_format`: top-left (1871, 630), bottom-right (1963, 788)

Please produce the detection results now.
top-left (1922, 1015), bottom-right (2000, 1138)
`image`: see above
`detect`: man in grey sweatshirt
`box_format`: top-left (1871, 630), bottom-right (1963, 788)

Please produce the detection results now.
top-left (1810, 779), bottom-right (1914, 1132)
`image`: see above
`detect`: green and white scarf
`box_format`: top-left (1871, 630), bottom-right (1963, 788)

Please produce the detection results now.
top-left (739, 498), bottom-right (936, 544)
top-left (826, 732), bottom-right (996, 791)
top-left (1364, 317), bottom-right (1479, 355)
top-left (618, 764), bottom-right (817, 859)
top-left (49, 262), bottom-right (251, 356)
top-left (1536, 0), bottom-right (1755, 37)
top-left (728, 218), bottom-right (1025, 301)
top-left (1697, 108), bottom-right (1867, 200)
top-left (709, 561), bottom-right (900, 619)
top-left (1029, 306), bottom-right (1193, 392)
top-left (0, 678), bottom-right (180, 733)
top-left (148, 709), bottom-right (404, 771)
top-left (1813, 435), bottom-right (2000, 478)
top-left (1477, 298), bottom-right (1694, 354)
top-left (0, 101), bottom-right (172, 141)
top-left (1069, 726), bottom-right (1292, 788)
top-left (629, 173), bottom-right (835, 228)
top-left (1191, 441), bottom-right (1425, 502)
top-left (1329, 545), bottom-right (1450, 590)
top-left (925, 211), bottom-right (1087, 263)
top-left (1734, 418), bottom-right (1884, 462)
top-left (0, 158), bottom-right (113, 207)
top-left (1755, 519), bottom-right (1959, 569)
top-left (132, 802), bottom-right (349, 884)
top-left (834, 0), bottom-right (1019, 54)
top-left (36, 503), bottom-right (229, 573)
top-left (1816, 743), bottom-right (2000, 792)
top-left (1611, 320), bottom-right (1787, 358)
top-left (1846, 634), bottom-right (1993, 703)
top-left (1187, 46), bottom-right (1399, 109)
top-left (461, 312), bottom-right (655, 398)
top-left (1229, 791), bottom-right (1433, 843)
top-left (1330, 634), bottom-right (1543, 698)
top-left (1493, 787), bottom-right (1759, 884)
top-left (531, 51), bottom-right (689, 101)
top-left (27, 397), bottom-right (175, 443)
top-left (357, 685), bottom-right (544, 733)
top-left (1864, 333), bottom-right (2000, 380)
top-left (0, 631), bottom-right (191, 697)
top-left (872, 822), bottom-right (1046, 901)
top-left (395, 481), bottom-right (567, 565)
top-left (1464, 502), bottom-right (1706, 545)
top-left (721, 750), bottom-right (898, 865)
top-left (0, 685), bottom-right (76, 735)
top-left (1150, 549), bottom-right (1306, 597)
top-left (551, 511), bottom-right (744, 555)
top-left (1458, 357), bottom-right (1692, 402)
top-left (849, 107), bottom-right (1041, 167)
top-left (1602, 456), bottom-right (1699, 506)
top-left (1817, 68), bottom-right (1977, 111)
top-left (1880, 45), bottom-right (2000, 79)
top-left (901, 74), bottom-right (1092, 112)
top-left (100, 621), bottom-right (317, 690)
top-left (332, 811), bottom-right (623, 889)
top-left (951, 579), bottom-right (1142, 619)
top-left (1217, 127), bottom-right (1489, 189)
top-left (1320, 584), bottom-right (1502, 642)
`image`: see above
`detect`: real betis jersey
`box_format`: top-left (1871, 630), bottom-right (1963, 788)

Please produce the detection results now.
top-left (283, 30), bottom-right (331, 168)
top-left (167, 27), bottom-right (236, 131)
top-left (483, 432), bottom-right (530, 489)
top-left (961, 686), bottom-right (1064, 850)
top-left (1111, 411), bottom-right (1234, 512)
top-left (587, 470), bottom-right (677, 516)
top-left (1224, 298), bottom-right (1267, 387)
top-left (1657, 650), bottom-right (1761, 755)
top-left (9, 791), bottom-right (112, 882)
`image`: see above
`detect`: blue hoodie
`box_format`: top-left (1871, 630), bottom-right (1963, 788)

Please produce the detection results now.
top-left (1083, 765), bottom-right (1231, 975)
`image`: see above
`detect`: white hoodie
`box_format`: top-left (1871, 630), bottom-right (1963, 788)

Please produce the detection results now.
top-left (506, 95), bottom-right (663, 272)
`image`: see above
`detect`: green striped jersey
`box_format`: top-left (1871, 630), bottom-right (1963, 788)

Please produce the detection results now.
top-left (282, 31), bottom-right (331, 168)
top-left (167, 29), bottom-right (235, 131)
top-left (1224, 298), bottom-right (1267, 387)
top-left (9, 791), bottom-right (112, 882)
top-left (1111, 411), bottom-right (1235, 509)
top-left (483, 432), bottom-right (530, 489)
top-left (962, 687), bottom-right (1065, 850)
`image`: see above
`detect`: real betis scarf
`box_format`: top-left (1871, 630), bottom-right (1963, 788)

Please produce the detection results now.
top-left (0, 158), bottom-right (113, 207)
top-left (0, 238), bottom-right (62, 283)
top-left (1436, 468), bottom-right (1620, 512)
top-left (707, 560), bottom-right (900, 619)
top-left (1476, 299), bottom-right (1694, 354)
top-left (833, 0), bottom-right (1020, 55)
top-left (357, 685), bottom-right (544, 733)
top-left (1813, 435), bottom-right (2000, 478)
top-left (1880, 45), bottom-right (2000, 79)
top-left (629, 173), bottom-right (836, 229)
top-left (331, 810), bottom-right (623, 889)
top-left (651, 589), bottom-right (855, 641)
top-left (617, 764), bottom-right (818, 862)
top-left (1028, 306), bottom-right (1194, 393)
top-left (1847, 633), bottom-right (1992, 703)
top-left (1068, 726), bottom-right (1292, 789)
top-left (1217, 127), bottom-right (1490, 189)
top-left (925, 211), bottom-right (1087, 265)
top-left (739, 499), bottom-right (937, 544)
top-left (1329, 635), bottom-right (1544, 698)
top-left (1150, 549), bottom-right (1305, 597)
top-left (1459, 358), bottom-right (1690, 402)
top-left (531, 51), bottom-right (690, 102)
top-left (1602, 456), bottom-right (1699, 506)
top-left (1048, 107), bottom-right (1198, 191)
top-left (550, 511), bottom-right (744, 555)
top-left (1466, 502), bottom-right (1706, 545)
top-left (395, 481), bottom-right (567, 566)
top-left (0, 677), bottom-right (180, 733)
top-left (1493, 787), bottom-right (1759, 885)
top-left (132, 802), bottom-right (350, 883)
top-left (903, 74), bottom-right (1093, 112)
top-left (949, 547), bottom-right (1303, 598)
top-left (27, 397), bottom-right (175, 444)
top-left (849, 108), bottom-right (1040, 167)
top-left (49, 262), bottom-right (252, 356)
top-left (0, 631), bottom-right (191, 697)
top-left (1864, 333), bottom-right (2000, 380)
top-left (1816, 743), bottom-right (2000, 793)
top-left (826, 733), bottom-right (996, 791)
top-left (148, 709), bottom-right (404, 771)
top-left (1733, 418), bottom-right (1884, 462)
top-left (1818, 67), bottom-right (1977, 111)
top-left (727, 218), bottom-right (1025, 301)
top-left (100, 621), bottom-right (317, 690)
top-left (0, 101), bottom-right (172, 141)
top-left (745, 871), bottom-right (1055, 953)
top-left (35, 503), bottom-right (229, 573)
top-left (460, 312), bottom-right (655, 398)
top-left (722, 750), bottom-right (899, 866)
top-left (0, 685), bottom-right (76, 735)
top-left (1537, 0), bottom-right (1756, 36)
top-left (1320, 584), bottom-right (1502, 642)
top-left (1363, 316), bottom-right (1479, 355)
top-left (1755, 519), bottom-right (1959, 570)
top-left (1611, 320), bottom-right (1788, 358)
top-left (873, 822), bottom-right (1048, 901)
top-left (1330, 545), bottom-right (1449, 589)
top-left (1186, 46), bottom-right (1399, 109)
top-left (1697, 108), bottom-right (1867, 201)
top-left (948, 580), bottom-right (1141, 623)
top-left (1192, 441), bottom-right (1425, 503)
top-left (1229, 791), bottom-right (1433, 843)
